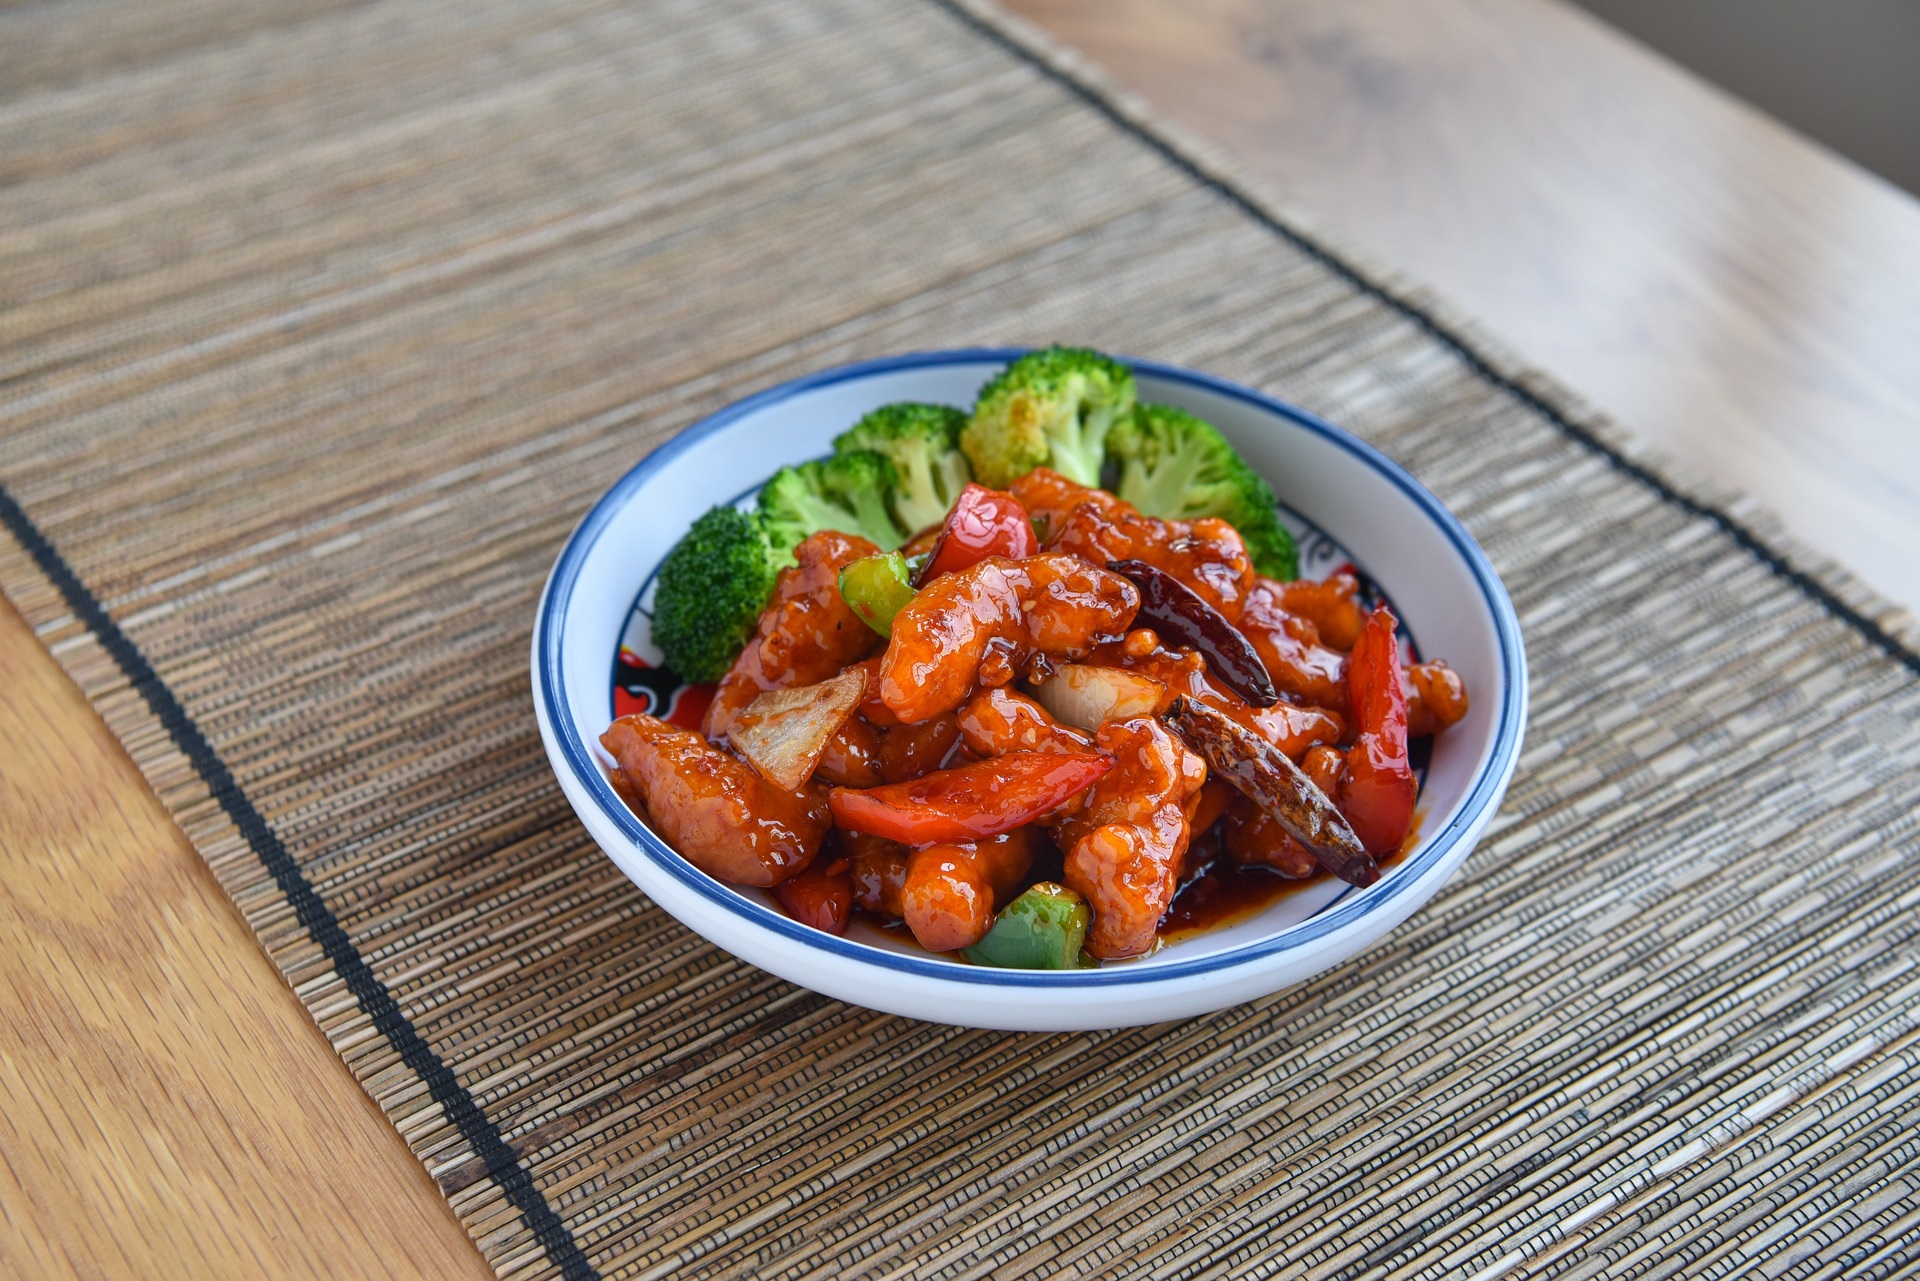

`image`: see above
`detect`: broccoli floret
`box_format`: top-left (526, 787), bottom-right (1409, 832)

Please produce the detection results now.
top-left (961, 346), bottom-right (1136, 487)
top-left (650, 504), bottom-right (787, 683)
top-left (759, 450), bottom-right (908, 554)
top-left (833, 402), bottom-right (972, 534)
top-left (1109, 403), bottom-right (1299, 580)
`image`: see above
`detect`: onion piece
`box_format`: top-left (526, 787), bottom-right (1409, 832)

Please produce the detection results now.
top-left (1030, 663), bottom-right (1167, 732)
top-left (730, 667), bottom-right (868, 791)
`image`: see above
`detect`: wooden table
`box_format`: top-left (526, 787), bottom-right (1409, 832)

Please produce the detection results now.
top-left (5, 1), bottom-right (1916, 1274)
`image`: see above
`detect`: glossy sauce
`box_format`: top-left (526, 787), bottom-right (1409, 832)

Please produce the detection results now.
top-left (1010, 468), bottom-right (1256, 619)
top-left (1160, 809), bottom-right (1426, 941)
top-left (878, 553), bottom-right (1139, 723)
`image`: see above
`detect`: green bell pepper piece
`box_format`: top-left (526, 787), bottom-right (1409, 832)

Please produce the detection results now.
top-left (964, 882), bottom-right (1094, 970)
top-left (838, 551), bottom-right (917, 637)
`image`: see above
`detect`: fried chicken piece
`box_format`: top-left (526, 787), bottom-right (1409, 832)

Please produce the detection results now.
top-left (1060, 717), bottom-right (1207, 959)
top-left (844, 830), bottom-right (910, 918)
top-left (1275, 573), bottom-right (1366, 652)
top-left (602, 714), bottom-right (829, 887)
top-left (1011, 468), bottom-right (1255, 619)
top-left (901, 829), bottom-right (1039, 952)
top-left (956, 687), bottom-right (1095, 757)
top-left (1245, 579), bottom-right (1468, 736)
top-left (1406, 661), bottom-right (1470, 736)
top-left (1237, 578), bottom-right (1349, 709)
top-left (817, 704), bottom-right (963, 788)
top-left (1223, 795), bottom-right (1318, 879)
top-left (879, 553), bottom-right (1138, 724)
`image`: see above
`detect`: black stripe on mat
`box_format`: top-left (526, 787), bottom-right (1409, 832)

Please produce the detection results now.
top-left (0, 487), bottom-right (597, 1281)
top-left (934, 0), bottom-right (1920, 681)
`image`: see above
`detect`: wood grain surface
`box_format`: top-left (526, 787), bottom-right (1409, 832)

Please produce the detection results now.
top-left (0, 599), bottom-right (491, 1280)
top-left (3, 0), bottom-right (1917, 1276)
top-left (1002, 0), bottom-right (1920, 616)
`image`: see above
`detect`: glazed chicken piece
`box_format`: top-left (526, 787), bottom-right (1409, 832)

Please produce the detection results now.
top-left (817, 708), bottom-right (964, 787)
top-left (1406, 661), bottom-right (1470, 736)
top-left (879, 553), bottom-right (1138, 724)
top-left (1247, 702), bottom-right (1347, 760)
top-left (1301, 744), bottom-right (1346, 799)
top-left (1223, 796), bottom-right (1318, 879)
top-left (901, 829), bottom-right (1039, 952)
top-left (1008, 465), bottom-right (1131, 532)
top-left (1011, 468), bottom-right (1256, 620)
top-left (1243, 578), bottom-right (1469, 736)
top-left (602, 714), bottom-right (830, 887)
top-left (844, 830), bottom-right (911, 918)
top-left (956, 687), bottom-right (1095, 757)
top-left (704, 530), bottom-right (882, 738)
top-left (1237, 579), bottom-right (1350, 710)
top-left (815, 714), bottom-right (885, 787)
top-left (954, 687), bottom-right (1101, 825)
top-left (1060, 717), bottom-right (1207, 959)
top-left (1185, 777), bottom-right (1236, 839)
top-left (1275, 573), bottom-right (1367, 652)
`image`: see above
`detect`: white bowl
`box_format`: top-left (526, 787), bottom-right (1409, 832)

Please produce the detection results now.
top-left (533, 350), bottom-right (1526, 1030)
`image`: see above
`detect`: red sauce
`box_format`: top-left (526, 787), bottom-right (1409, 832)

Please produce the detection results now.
top-left (1158, 808), bottom-right (1426, 942)
top-left (1160, 856), bottom-right (1316, 939)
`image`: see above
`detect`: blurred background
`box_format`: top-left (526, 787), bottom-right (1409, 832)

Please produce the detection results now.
top-left (1571, 0), bottom-right (1920, 196)
top-left (1005, 0), bottom-right (1920, 615)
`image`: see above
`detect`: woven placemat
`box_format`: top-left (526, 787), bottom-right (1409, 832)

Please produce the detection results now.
top-left (5, 0), bottom-right (1918, 1276)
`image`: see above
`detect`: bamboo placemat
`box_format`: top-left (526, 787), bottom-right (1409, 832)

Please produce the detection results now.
top-left (4, 0), bottom-right (1918, 1275)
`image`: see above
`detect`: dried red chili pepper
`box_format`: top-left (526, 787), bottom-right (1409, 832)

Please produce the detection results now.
top-left (1161, 695), bottom-right (1378, 886)
top-left (1108, 559), bottom-right (1278, 707)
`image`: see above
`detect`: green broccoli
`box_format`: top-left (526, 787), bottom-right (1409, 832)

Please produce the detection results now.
top-left (649, 504), bottom-right (787, 683)
top-left (759, 450), bottom-right (908, 554)
top-left (833, 402), bottom-right (972, 534)
top-left (1109, 403), bottom-right (1299, 580)
top-left (961, 346), bottom-right (1136, 488)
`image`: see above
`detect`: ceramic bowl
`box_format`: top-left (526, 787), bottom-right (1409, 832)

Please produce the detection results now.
top-left (533, 349), bottom-right (1526, 1030)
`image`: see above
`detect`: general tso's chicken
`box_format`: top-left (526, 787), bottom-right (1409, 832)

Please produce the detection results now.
top-left (1247, 702), bottom-right (1347, 761)
top-left (954, 687), bottom-right (1100, 825)
top-left (901, 829), bottom-right (1040, 952)
top-left (816, 707), bottom-right (963, 787)
top-left (705, 530), bottom-right (881, 738)
top-left (1185, 777), bottom-right (1236, 840)
top-left (879, 554), bottom-right (1138, 724)
top-left (1275, 573), bottom-right (1367, 652)
top-left (1008, 465), bottom-right (1130, 532)
top-left (602, 714), bottom-right (830, 887)
top-left (1406, 661), bottom-right (1470, 736)
top-left (815, 715), bottom-right (884, 787)
top-left (1237, 578), bottom-right (1350, 710)
top-left (956, 687), bottom-right (1095, 758)
top-left (1223, 796), bottom-right (1318, 879)
top-left (1060, 718), bottom-right (1207, 959)
top-left (1011, 468), bottom-right (1256, 620)
top-left (844, 830), bottom-right (910, 918)
top-left (1243, 578), bottom-right (1469, 736)
top-left (1301, 744), bottom-right (1346, 799)
top-left (1082, 635), bottom-right (1344, 761)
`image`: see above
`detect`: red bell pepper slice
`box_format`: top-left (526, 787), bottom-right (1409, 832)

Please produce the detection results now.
top-left (918, 483), bottom-right (1038, 584)
top-left (829, 750), bottom-right (1110, 845)
top-left (1340, 606), bottom-right (1416, 856)
top-left (774, 854), bottom-right (855, 935)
